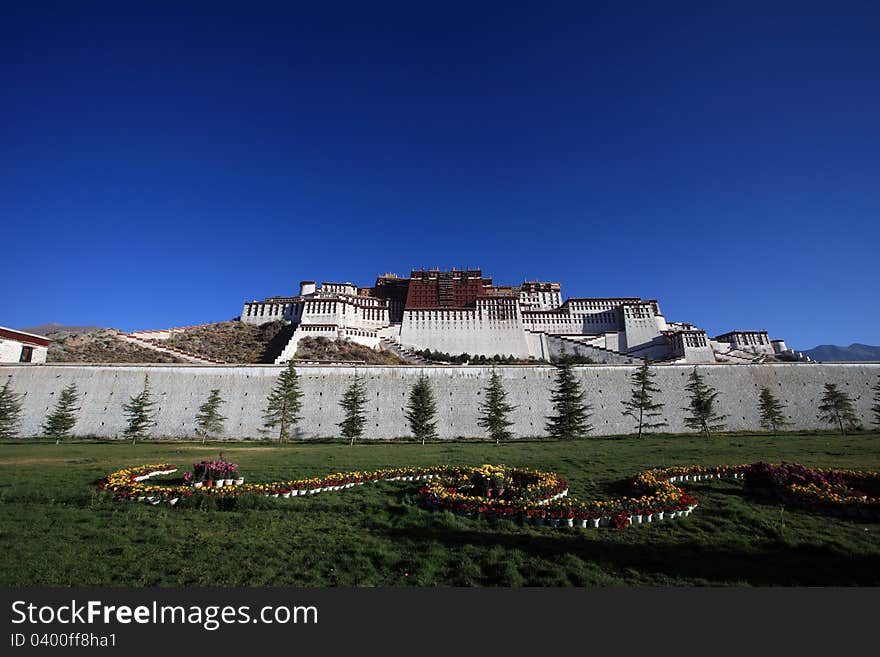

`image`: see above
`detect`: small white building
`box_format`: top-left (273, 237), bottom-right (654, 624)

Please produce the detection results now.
top-left (0, 327), bottom-right (50, 363)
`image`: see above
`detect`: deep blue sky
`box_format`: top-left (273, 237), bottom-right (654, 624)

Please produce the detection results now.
top-left (2, 1), bottom-right (878, 349)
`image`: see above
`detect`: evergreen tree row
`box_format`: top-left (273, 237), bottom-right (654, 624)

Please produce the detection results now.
top-left (1, 368), bottom-right (877, 442)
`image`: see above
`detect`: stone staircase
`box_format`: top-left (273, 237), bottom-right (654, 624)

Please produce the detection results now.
top-left (553, 335), bottom-right (640, 364)
top-left (274, 323), bottom-right (412, 364)
top-left (274, 329), bottom-right (302, 364)
top-left (646, 354), bottom-right (687, 365)
top-left (118, 333), bottom-right (226, 365)
top-left (713, 347), bottom-right (764, 364)
top-left (379, 336), bottom-right (430, 364)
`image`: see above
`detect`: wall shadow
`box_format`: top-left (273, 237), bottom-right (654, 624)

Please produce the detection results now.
top-left (260, 324), bottom-right (297, 363)
top-left (378, 523), bottom-right (880, 585)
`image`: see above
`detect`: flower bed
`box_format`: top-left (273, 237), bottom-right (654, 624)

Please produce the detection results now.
top-left (743, 462), bottom-right (880, 520)
top-left (96, 461), bottom-right (880, 526)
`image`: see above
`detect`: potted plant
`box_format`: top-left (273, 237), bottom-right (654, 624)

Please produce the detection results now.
top-left (224, 462), bottom-right (237, 486)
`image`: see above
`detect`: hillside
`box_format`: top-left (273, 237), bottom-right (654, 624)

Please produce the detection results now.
top-left (162, 320), bottom-right (294, 363)
top-left (33, 321), bottom-right (405, 365)
top-left (47, 329), bottom-right (185, 363)
top-left (295, 336), bottom-right (409, 364)
top-left (19, 323), bottom-right (105, 336)
top-left (803, 343), bottom-right (880, 362)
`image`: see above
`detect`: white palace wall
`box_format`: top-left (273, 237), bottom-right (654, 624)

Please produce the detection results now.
top-left (399, 310), bottom-right (531, 358)
top-left (3, 363), bottom-right (878, 440)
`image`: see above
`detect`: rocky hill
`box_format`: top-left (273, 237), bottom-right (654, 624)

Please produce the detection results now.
top-left (31, 320), bottom-right (409, 365)
top-left (294, 336), bottom-right (409, 364)
top-left (20, 323), bottom-right (105, 336)
top-left (47, 329), bottom-right (186, 363)
top-left (161, 320), bottom-right (294, 363)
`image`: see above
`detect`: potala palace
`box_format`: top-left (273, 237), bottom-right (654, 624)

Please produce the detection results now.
top-left (241, 269), bottom-right (789, 365)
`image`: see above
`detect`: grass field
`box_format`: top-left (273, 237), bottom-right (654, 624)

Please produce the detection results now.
top-left (1, 433), bottom-right (879, 587)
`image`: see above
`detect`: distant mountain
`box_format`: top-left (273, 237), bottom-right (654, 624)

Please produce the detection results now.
top-left (803, 343), bottom-right (880, 362)
top-left (18, 323), bottom-right (106, 336)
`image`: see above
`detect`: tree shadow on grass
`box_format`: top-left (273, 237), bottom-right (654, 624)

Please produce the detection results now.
top-left (379, 524), bottom-right (880, 586)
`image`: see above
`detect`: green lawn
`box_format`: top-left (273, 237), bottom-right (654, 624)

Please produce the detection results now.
top-left (1, 433), bottom-right (879, 586)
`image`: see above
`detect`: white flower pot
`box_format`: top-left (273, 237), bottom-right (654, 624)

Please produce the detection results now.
top-left (234, 478), bottom-right (244, 485)
top-left (656, 512), bottom-right (664, 520)
top-left (169, 498), bottom-right (179, 506)
top-left (577, 519), bottom-right (588, 528)
top-left (645, 514), bottom-right (652, 522)
top-left (283, 492), bottom-right (291, 498)
top-left (590, 518), bottom-right (600, 528)
top-left (213, 480), bottom-right (224, 488)
top-left (194, 482), bottom-right (203, 489)
top-left (564, 518), bottom-right (574, 528)
top-left (634, 515), bottom-right (643, 524)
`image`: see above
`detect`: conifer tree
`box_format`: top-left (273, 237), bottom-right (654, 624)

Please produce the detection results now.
top-left (478, 369), bottom-right (517, 445)
top-left (545, 358), bottom-right (593, 439)
top-left (406, 374), bottom-right (437, 444)
top-left (0, 377), bottom-right (24, 439)
top-left (122, 375), bottom-right (159, 444)
top-left (682, 367), bottom-right (726, 439)
top-left (42, 383), bottom-right (80, 441)
top-left (339, 376), bottom-right (367, 446)
top-left (757, 387), bottom-right (789, 436)
top-left (817, 383), bottom-right (859, 435)
top-left (871, 375), bottom-right (880, 429)
top-left (621, 360), bottom-right (667, 438)
top-left (263, 362), bottom-right (304, 442)
top-left (195, 388), bottom-right (226, 443)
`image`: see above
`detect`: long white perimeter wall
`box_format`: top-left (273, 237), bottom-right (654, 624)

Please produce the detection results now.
top-left (2, 363), bottom-right (878, 440)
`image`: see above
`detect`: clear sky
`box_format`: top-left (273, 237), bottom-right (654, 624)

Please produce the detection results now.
top-left (2, 1), bottom-right (878, 349)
